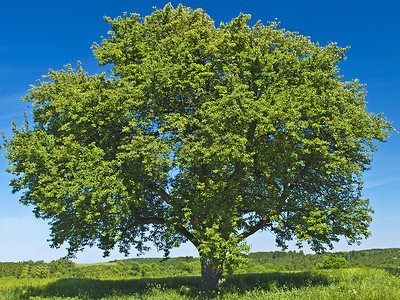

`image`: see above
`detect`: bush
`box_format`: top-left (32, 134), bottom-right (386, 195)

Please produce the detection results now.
top-left (321, 254), bottom-right (350, 269)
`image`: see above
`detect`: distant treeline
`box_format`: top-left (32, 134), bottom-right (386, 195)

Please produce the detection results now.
top-left (1, 248), bottom-right (399, 279)
top-left (244, 248), bottom-right (400, 272)
top-left (125, 248), bottom-right (400, 271)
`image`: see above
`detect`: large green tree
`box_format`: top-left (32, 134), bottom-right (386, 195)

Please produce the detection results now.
top-left (3, 4), bottom-right (393, 287)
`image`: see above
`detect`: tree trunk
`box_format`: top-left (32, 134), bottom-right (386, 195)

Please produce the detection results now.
top-left (201, 259), bottom-right (223, 289)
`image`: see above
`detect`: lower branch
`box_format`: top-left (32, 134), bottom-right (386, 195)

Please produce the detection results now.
top-left (237, 217), bottom-right (271, 240)
top-left (140, 216), bottom-right (200, 247)
top-left (176, 226), bottom-right (200, 248)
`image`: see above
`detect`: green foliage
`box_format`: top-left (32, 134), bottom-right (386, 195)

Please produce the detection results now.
top-left (2, 3), bottom-right (394, 282)
top-left (320, 254), bottom-right (350, 269)
top-left (0, 262), bottom-right (25, 278)
top-left (15, 261), bottom-right (50, 279)
top-left (339, 248), bottom-right (400, 268)
top-left (48, 259), bottom-right (76, 277)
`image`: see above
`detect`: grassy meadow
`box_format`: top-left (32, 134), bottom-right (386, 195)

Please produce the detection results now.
top-left (1, 268), bottom-right (400, 299)
top-left (1, 249), bottom-right (400, 299)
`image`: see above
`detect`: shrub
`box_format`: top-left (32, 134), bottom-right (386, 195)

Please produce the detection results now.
top-left (321, 254), bottom-right (350, 269)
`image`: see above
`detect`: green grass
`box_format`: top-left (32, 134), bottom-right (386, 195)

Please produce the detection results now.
top-left (1, 268), bottom-right (399, 299)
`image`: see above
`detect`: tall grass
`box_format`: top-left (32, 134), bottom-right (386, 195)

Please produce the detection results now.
top-left (1, 268), bottom-right (399, 299)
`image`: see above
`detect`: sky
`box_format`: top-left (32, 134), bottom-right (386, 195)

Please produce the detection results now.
top-left (1, 0), bottom-right (399, 263)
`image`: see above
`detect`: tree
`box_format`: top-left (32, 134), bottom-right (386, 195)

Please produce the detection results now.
top-left (321, 254), bottom-right (350, 269)
top-left (2, 4), bottom-right (394, 288)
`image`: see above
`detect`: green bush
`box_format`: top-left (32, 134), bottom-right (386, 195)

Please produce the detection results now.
top-left (321, 254), bottom-right (350, 269)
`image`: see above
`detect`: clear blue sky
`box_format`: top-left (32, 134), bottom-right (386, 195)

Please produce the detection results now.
top-left (1, 0), bottom-right (399, 263)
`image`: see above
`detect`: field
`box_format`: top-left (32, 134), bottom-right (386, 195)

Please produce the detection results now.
top-left (1, 268), bottom-right (400, 299)
top-left (1, 249), bottom-right (400, 299)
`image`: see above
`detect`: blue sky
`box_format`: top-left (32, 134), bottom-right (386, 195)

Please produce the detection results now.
top-left (1, 0), bottom-right (399, 263)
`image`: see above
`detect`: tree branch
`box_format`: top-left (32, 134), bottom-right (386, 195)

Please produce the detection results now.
top-left (176, 226), bottom-right (200, 247)
top-left (139, 216), bottom-right (200, 247)
top-left (140, 217), bottom-right (165, 225)
top-left (237, 216), bottom-right (271, 240)
top-left (146, 182), bottom-right (173, 205)
top-left (144, 183), bottom-right (201, 246)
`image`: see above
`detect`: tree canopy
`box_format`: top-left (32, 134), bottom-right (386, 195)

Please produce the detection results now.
top-left (3, 4), bottom-right (393, 287)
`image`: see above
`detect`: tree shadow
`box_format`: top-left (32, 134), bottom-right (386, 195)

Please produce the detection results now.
top-left (27, 271), bottom-right (330, 299)
top-left (384, 267), bottom-right (400, 276)
top-left (224, 271), bottom-right (330, 294)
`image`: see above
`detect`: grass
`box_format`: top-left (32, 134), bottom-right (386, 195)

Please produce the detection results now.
top-left (0, 268), bottom-right (399, 299)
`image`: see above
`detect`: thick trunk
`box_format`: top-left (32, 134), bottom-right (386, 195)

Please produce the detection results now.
top-left (201, 260), bottom-right (223, 289)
